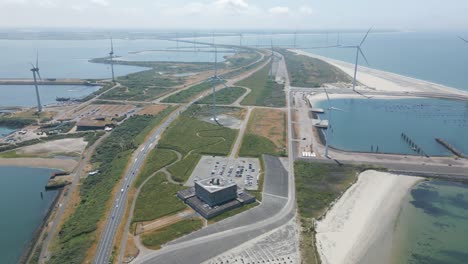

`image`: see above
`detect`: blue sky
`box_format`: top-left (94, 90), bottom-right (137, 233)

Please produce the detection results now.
top-left (0, 0), bottom-right (467, 30)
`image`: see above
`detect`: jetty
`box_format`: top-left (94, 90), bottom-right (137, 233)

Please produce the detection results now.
top-left (401, 132), bottom-right (429, 157)
top-left (435, 138), bottom-right (466, 158)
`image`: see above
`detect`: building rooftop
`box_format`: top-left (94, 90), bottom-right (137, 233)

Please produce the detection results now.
top-left (196, 176), bottom-right (237, 193)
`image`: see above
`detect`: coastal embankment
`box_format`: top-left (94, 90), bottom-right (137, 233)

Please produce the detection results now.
top-left (315, 170), bottom-right (423, 264)
top-left (292, 49), bottom-right (468, 96)
top-left (0, 158), bottom-right (77, 171)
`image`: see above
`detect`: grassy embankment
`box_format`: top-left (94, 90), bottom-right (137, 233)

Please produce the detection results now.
top-left (196, 86), bottom-right (246, 105)
top-left (140, 218), bottom-right (203, 249)
top-left (47, 106), bottom-right (175, 264)
top-left (161, 81), bottom-right (214, 103)
top-left (279, 49), bottom-right (352, 88)
top-left (239, 108), bottom-right (287, 157)
top-left (237, 62), bottom-right (286, 107)
top-left (294, 161), bottom-right (386, 264)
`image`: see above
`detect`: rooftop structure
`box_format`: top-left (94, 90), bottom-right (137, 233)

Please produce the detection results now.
top-left (195, 176), bottom-right (237, 207)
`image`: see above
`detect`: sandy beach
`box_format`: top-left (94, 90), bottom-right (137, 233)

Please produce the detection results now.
top-left (315, 170), bottom-right (423, 264)
top-left (0, 158), bottom-right (78, 171)
top-left (292, 49), bottom-right (468, 96)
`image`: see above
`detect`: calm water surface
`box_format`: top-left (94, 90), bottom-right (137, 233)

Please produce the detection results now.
top-left (315, 98), bottom-right (468, 156)
top-left (392, 180), bottom-right (468, 264)
top-left (0, 166), bottom-right (59, 263)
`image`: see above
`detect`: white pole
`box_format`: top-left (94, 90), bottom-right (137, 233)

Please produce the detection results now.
top-left (352, 47), bottom-right (359, 91)
top-left (32, 71), bottom-right (42, 112)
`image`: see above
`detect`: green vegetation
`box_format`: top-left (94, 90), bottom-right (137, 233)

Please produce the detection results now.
top-left (294, 161), bottom-right (383, 264)
top-left (219, 53), bottom-right (266, 80)
top-left (279, 49), bottom-right (352, 87)
top-left (239, 134), bottom-right (279, 157)
top-left (133, 172), bottom-right (186, 222)
top-left (134, 148), bottom-right (179, 187)
top-left (196, 87), bottom-right (246, 105)
top-left (39, 121), bottom-right (76, 134)
top-left (141, 218), bottom-right (203, 250)
top-left (0, 110), bottom-right (55, 128)
top-left (48, 108), bottom-right (174, 264)
top-left (157, 109), bottom-right (237, 182)
top-left (161, 81), bottom-right (213, 103)
top-left (208, 201), bottom-right (259, 224)
top-left (237, 63), bottom-right (285, 107)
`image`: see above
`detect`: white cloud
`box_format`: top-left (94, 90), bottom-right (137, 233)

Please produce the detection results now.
top-left (214, 0), bottom-right (248, 11)
top-left (299, 5), bottom-right (314, 15)
top-left (268, 6), bottom-right (289, 15)
top-left (89, 0), bottom-right (109, 7)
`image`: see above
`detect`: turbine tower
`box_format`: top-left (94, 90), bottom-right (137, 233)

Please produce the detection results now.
top-left (212, 46), bottom-right (218, 122)
top-left (30, 52), bottom-right (42, 112)
top-left (323, 87), bottom-right (344, 158)
top-left (109, 38), bottom-right (115, 82)
top-left (341, 28), bottom-right (372, 91)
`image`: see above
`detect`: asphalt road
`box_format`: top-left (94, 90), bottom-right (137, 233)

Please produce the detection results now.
top-left (93, 108), bottom-right (181, 264)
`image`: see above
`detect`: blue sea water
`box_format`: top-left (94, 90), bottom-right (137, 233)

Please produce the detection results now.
top-left (315, 98), bottom-right (468, 156)
top-left (211, 31), bottom-right (468, 92)
top-left (0, 84), bottom-right (100, 107)
top-left (0, 166), bottom-right (59, 263)
top-left (0, 126), bottom-right (15, 137)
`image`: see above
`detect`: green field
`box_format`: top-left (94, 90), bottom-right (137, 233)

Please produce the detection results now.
top-left (48, 107), bottom-right (174, 264)
top-left (141, 218), bottom-right (203, 249)
top-left (238, 134), bottom-right (279, 157)
top-left (279, 49), bottom-right (352, 88)
top-left (133, 172), bottom-right (186, 222)
top-left (236, 63), bottom-right (285, 107)
top-left (294, 161), bottom-right (382, 264)
top-left (196, 86), bottom-right (246, 105)
top-left (157, 110), bottom-right (237, 183)
top-left (161, 81), bottom-right (214, 103)
top-left (134, 148), bottom-right (179, 187)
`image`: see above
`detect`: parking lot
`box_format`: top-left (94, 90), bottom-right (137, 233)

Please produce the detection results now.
top-left (186, 156), bottom-right (261, 190)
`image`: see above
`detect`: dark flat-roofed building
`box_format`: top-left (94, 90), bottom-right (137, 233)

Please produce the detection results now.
top-left (195, 177), bottom-right (237, 207)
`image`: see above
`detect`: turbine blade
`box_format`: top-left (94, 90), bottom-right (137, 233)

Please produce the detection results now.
top-left (30, 63), bottom-right (36, 70)
top-left (337, 45), bottom-right (357, 49)
top-left (36, 50), bottom-right (39, 69)
top-left (359, 27), bottom-right (372, 47)
top-left (37, 70), bottom-right (42, 81)
top-left (323, 87), bottom-right (331, 102)
top-left (359, 48), bottom-right (369, 65)
top-left (458, 36), bottom-right (468, 43)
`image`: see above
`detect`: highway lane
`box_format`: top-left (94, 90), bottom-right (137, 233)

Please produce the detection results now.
top-left (93, 109), bottom-right (181, 264)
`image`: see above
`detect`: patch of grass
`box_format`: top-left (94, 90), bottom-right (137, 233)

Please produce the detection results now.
top-left (208, 201), bottom-right (259, 224)
top-left (279, 49), bottom-right (352, 87)
top-left (0, 150), bottom-right (35, 158)
top-left (237, 62), bottom-right (285, 107)
top-left (141, 218), bottom-right (203, 250)
top-left (134, 148), bottom-right (179, 187)
top-left (133, 172), bottom-right (186, 222)
top-left (239, 134), bottom-right (279, 157)
top-left (48, 108), bottom-right (174, 264)
top-left (167, 153), bottom-right (201, 183)
top-left (158, 113), bottom-right (237, 183)
top-left (161, 81), bottom-right (213, 103)
top-left (294, 161), bottom-right (378, 264)
top-left (196, 86), bottom-right (246, 105)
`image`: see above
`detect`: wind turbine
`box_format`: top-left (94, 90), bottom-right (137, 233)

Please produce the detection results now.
top-left (323, 87), bottom-right (345, 158)
top-left (30, 51), bottom-right (43, 112)
top-left (109, 38), bottom-right (115, 82)
top-left (459, 36), bottom-right (468, 43)
top-left (340, 28), bottom-right (372, 91)
top-left (239, 33), bottom-right (243, 46)
top-left (207, 44), bottom-right (230, 123)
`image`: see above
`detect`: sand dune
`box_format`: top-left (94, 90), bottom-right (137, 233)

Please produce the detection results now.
top-left (315, 170), bottom-right (422, 264)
